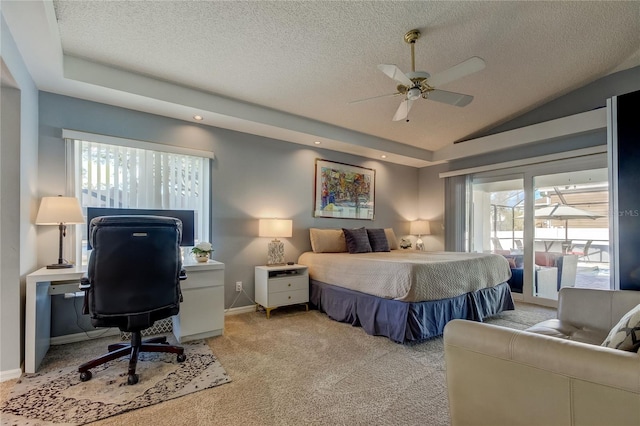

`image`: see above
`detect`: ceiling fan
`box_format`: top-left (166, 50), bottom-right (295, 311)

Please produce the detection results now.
top-left (350, 29), bottom-right (486, 122)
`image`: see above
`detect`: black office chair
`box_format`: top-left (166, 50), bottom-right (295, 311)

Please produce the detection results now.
top-left (78, 215), bottom-right (187, 385)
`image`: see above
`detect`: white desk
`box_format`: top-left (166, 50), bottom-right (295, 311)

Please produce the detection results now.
top-left (25, 260), bottom-right (224, 374)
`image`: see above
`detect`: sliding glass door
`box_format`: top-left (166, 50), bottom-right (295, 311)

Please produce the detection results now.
top-left (470, 176), bottom-right (525, 298)
top-left (470, 176), bottom-right (524, 255)
top-left (532, 168), bottom-right (610, 301)
top-left (468, 155), bottom-right (610, 306)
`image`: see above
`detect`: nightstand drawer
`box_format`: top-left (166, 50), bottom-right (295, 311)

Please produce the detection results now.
top-left (268, 275), bottom-right (308, 293)
top-left (268, 288), bottom-right (308, 307)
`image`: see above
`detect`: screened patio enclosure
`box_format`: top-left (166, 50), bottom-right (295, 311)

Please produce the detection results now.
top-left (470, 168), bottom-right (610, 301)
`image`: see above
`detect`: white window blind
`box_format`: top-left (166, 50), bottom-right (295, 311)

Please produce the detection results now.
top-left (65, 132), bottom-right (211, 265)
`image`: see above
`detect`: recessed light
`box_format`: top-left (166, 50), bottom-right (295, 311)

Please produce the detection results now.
top-left (380, 154), bottom-right (387, 159)
top-left (314, 141), bottom-right (321, 145)
top-left (193, 115), bottom-right (203, 121)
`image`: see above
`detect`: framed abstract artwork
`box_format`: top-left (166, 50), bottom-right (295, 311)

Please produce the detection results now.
top-left (314, 159), bottom-right (375, 220)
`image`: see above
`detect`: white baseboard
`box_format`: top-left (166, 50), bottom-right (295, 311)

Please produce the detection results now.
top-left (50, 328), bottom-right (120, 345)
top-left (224, 304), bottom-right (257, 316)
top-left (0, 368), bottom-right (23, 382)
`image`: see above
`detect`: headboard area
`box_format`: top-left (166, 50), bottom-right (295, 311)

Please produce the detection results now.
top-left (308, 228), bottom-right (398, 253)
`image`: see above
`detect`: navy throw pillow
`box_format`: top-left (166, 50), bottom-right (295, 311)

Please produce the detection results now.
top-left (342, 227), bottom-right (372, 254)
top-left (366, 228), bottom-right (390, 252)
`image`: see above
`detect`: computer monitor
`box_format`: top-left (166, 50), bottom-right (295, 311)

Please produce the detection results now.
top-left (86, 207), bottom-right (195, 249)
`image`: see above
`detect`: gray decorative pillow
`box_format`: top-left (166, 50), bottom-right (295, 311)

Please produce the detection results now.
top-left (342, 228), bottom-right (372, 254)
top-left (366, 228), bottom-right (390, 252)
top-left (601, 303), bottom-right (640, 352)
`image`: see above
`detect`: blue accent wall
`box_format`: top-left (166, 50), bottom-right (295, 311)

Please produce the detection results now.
top-left (615, 90), bottom-right (640, 291)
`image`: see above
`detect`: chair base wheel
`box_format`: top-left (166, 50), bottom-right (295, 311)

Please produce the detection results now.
top-left (80, 370), bottom-right (92, 382)
top-left (177, 353), bottom-right (186, 363)
top-left (127, 373), bottom-right (139, 385)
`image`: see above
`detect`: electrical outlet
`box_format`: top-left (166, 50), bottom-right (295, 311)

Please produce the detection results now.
top-left (235, 281), bottom-right (242, 292)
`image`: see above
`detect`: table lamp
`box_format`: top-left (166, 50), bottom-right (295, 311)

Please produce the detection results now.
top-left (410, 220), bottom-right (431, 251)
top-left (36, 196), bottom-right (85, 269)
top-left (259, 218), bottom-right (292, 265)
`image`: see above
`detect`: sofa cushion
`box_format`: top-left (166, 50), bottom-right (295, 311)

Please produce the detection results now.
top-left (601, 303), bottom-right (640, 352)
top-left (507, 268), bottom-right (523, 294)
top-left (526, 319), bottom-right (608, 346)
top-left (535, 252), bottom-right (556, 267)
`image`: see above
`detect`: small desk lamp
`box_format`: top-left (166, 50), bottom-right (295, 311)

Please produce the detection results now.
top-left (36, 196), bottom-right (85, 269)
top-left (259, 218), bottom-right (292, 265)
top-left (410, 220), bottom-right (431, 251)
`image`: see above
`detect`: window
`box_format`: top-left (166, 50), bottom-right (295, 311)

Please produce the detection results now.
top-left (64, 131), bottom-right (212, 265)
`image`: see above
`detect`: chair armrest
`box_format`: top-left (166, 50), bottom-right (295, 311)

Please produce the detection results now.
top-left (444, 319), bottom-right (640, 426)
top-left (79, 277), bottom-right (91, 315)
top-left (79, 276), bottom-right (91, 291)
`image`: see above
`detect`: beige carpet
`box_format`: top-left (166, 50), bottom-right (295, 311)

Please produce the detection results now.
top-left (1, 302), bottom-right (555, 425)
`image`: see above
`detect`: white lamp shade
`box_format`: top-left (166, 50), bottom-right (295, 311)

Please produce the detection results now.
top-left (410, 220), bottom-right (431, 236)
top-left (258, 219), bottom-right (292, 238)
top-left (35, 196), bottom-right (85, 225)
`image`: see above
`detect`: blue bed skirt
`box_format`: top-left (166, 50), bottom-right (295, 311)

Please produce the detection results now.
top-left (309, 280), bottom-right (515, 344)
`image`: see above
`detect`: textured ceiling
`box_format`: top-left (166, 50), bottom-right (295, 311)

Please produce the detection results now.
top-left (40, 1), bottom-right (640, 153)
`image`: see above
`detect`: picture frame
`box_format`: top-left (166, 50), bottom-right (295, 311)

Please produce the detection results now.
top-left (314, 159), bottom-right (375, 220)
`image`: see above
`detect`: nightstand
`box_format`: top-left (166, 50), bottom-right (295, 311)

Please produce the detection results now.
top-left (255, 264), bottom-right (309, 318)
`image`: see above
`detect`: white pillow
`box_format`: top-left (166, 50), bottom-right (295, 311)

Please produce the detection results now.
top-left (601, 303), bottom-right (640, 352)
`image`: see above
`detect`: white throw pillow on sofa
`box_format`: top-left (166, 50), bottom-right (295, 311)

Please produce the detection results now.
top-left (601, 303), bottom-right (640, 352)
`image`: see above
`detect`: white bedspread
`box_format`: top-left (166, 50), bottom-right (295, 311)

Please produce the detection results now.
top-left (298, 250), bottom-right (511, 302)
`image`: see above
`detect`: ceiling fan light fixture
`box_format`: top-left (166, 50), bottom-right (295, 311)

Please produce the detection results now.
top-left (351, 29), bottom-right (483, 119)
top-left (407, 87), bottom-right (421, 101)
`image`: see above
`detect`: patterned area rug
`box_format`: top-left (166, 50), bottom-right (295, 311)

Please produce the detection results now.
top-left (1, 336), bottom-right (231, 425)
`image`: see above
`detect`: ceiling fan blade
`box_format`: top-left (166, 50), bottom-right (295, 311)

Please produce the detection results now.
top-left (427, 89), bottom-right (474, 107)
top-left (377, 64), bottom-right (413, 87)
top-left (428, 56), bottom-right (486, 88)
top-left (392, 99), bottom-right (414, 121)
top-left (348, 92), bottom-right (401, 104)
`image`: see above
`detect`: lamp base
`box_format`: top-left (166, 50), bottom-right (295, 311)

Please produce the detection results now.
top-left (415, 238), bottom-right (425, 251)
top-left (46, 262), bottom-right (74, 269)
top-left (267, 240), bottom-right (285, 265)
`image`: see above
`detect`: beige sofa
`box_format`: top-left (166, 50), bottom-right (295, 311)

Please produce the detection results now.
top-left (444, 288), bottom-right (640, 426)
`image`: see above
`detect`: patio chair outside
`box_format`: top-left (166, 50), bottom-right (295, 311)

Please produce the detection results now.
top-left (571, 240), bottom-right (593, 261)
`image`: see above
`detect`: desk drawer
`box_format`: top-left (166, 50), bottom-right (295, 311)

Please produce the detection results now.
top-left (268, 275), bottom-right (308, 293)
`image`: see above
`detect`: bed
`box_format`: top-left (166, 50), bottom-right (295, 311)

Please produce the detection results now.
top-left (297, 228), bottom-right (514, 343)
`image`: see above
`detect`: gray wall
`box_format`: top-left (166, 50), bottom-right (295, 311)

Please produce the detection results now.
top-left (1, 14), bottom-right (40, 377)
top-left (448, 66), bottom-right (640, 172)
top-left (466, 66), bottom-right (640, 140)
top-left (38, 92), bottom-right (420, 335)
top-left (417, 163), bottom-right (448, 251)
top-left (420, 66), bottom-right (640, 252)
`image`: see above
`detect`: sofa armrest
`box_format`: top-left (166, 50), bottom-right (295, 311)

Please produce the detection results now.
top-left (444, 319), bottom-right (640, 426)
top-left (558, 287), bottom-right (640, 332)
